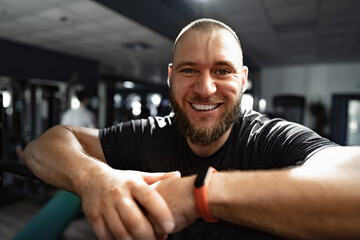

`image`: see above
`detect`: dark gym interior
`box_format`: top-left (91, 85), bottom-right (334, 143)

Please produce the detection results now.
top-left (1, 0), bottom-right (360, 239)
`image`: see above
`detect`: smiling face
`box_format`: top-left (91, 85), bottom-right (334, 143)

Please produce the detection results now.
top-left (169, 28), bottom-right (248, 147)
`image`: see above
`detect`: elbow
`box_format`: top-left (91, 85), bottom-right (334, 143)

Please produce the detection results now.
top-left (22, 125), bottom-right (70, 161)
top-left (20, 141), bottom-right (32, 164)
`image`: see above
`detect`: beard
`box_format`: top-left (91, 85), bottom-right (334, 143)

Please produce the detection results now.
top-left (169, 89), bottom-right (242, 147)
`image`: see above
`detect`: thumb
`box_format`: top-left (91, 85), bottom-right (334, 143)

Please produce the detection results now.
top-left (141, 171), bottom-right (181, 185)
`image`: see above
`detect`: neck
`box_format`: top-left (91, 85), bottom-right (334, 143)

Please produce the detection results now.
top-left (187, 127), bottom-right (232, 157)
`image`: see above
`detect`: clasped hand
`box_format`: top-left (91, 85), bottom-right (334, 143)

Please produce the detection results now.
top-left (79, 168), bottom-right (198, 240)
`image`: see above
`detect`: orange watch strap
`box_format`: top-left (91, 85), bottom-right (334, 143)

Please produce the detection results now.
top-left (193, 166), bottom-right (218, 222)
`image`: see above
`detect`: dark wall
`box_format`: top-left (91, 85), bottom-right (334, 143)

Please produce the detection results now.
top-left (0, 38), bottom-right (99, 85)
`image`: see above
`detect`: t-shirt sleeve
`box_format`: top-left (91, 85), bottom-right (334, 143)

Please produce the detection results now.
top-left (98, 116), bottom-right (173, 170)
top-left (99, 119), bottom-right (145, 169)
top-left (249, 118), bottom-right (338, 169)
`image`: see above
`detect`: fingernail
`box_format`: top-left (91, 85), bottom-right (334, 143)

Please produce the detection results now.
top-left (163, 220), bottom-right (175, 233)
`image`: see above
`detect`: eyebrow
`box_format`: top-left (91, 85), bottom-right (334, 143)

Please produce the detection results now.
top-left (174, 60), bottom-right (238, 71)
top-left (174, 61), bottom-right (197, 71)
top-left (213, 61), bottom-right (237, 70)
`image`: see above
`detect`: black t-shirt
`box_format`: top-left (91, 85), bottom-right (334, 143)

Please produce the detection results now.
top-left (99, 109), bottom-right (337, 239)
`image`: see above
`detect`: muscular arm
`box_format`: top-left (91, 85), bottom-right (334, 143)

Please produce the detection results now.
top-left (22, 125), bottom-right (105, 192)
top-left (22, 125), bottom-right (176, 240)
top-left (154, 146), bottom-right (360, 239)
top-left (209, 146), bottom-right (360, 239)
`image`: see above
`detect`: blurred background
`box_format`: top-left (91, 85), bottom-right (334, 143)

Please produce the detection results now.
top-left (0, 0), bottom-right (360, 239)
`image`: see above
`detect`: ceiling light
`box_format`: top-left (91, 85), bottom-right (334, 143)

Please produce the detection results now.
top-left (123, 81), bottom-right (135, 89)
top-left (1, 91), bottom-right (11, 108)
top-left (150, 93), bottom-right (161, 106)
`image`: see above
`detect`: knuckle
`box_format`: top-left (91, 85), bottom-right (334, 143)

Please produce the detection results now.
top-left (86, 210), bottom-right (101, 224)
top-left (125, 179), bottom-right (137, 189)
top-left (101, 188), bottom-right (122, 207)
top-left (99, 197), bottom-right (109, 208)
top-left (109, 187), bottom-right (122, 197)
top-left (141, 188), bottom-right (156, 206)
top-left (126, 214), bottom-right (142, 229)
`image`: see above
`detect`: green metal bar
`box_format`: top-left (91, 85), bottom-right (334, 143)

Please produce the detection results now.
top-left (13, 190), bottom-right (81, 240)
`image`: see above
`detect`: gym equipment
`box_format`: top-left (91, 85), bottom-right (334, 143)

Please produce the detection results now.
top-left (13, 190), bottom-right (81, 240)
top-left (0, 161), bottom-right (82, 240)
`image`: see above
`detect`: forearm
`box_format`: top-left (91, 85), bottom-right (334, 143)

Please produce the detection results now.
top-left (22, 125), bottom-right (107, 194)
top-left (22, 125), bottom-right (179, 239)
top-left (208, 148), bottom-right (360, 239)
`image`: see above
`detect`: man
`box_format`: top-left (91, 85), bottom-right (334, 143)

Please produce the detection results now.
top-left (22, 19), bottom-right (360, 240)
top-left (61, 88), bottom-right (97, 128)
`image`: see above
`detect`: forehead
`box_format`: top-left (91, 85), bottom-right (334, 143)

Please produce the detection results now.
top-left (172, 28), bottom-right (243, 67)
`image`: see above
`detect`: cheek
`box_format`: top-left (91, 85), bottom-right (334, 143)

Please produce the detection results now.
top-left (218, 80), bottom-right (242, 100)
top-left (172, 78), bottom-right (192, 98)
top-left (170, 83), bottom-right (186, 108)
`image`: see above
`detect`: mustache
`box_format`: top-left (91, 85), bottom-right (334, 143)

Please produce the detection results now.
top-left (188, 94), bottom-right (225, 104)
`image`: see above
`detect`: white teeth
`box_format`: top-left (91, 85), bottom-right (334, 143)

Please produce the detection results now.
top-left (192, 103), bottom-right (219, 111)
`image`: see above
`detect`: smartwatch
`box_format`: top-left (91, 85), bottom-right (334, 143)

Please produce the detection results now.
top-left (193, 166), bottom-right (218, 222)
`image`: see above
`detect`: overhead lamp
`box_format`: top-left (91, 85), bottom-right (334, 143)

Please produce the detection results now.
top-left (132, 101), bottom-right (142, 116)
top-left (123, 81), bottom-right (135, 89)
top-left (150, 93), bottom-right (162, 107)
top-left (1, 91), bottom-right (11, 108)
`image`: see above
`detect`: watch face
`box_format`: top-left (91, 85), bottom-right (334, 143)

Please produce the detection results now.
top-left (194, 167), bottom-right (211, 188)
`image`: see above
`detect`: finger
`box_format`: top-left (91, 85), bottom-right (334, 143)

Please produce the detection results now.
top-left (148, 213), bottom-right (172, 237)
top-left (159, 171), bottom-right (181, 180)
top-left (141, 171), bottom-right (181, 185)
top-left (87, 214), bottom-right (115, 240)
top-left (156, 233), bottom-right (168, 240)
top-left (133, 185), bottom-right (175, 234)
top-left (116, 195), bottom-right (157, 240)
top-left (103, 205), bottom-right (131, 240)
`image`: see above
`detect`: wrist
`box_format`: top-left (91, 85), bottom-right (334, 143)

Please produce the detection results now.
top-left (194, 166), bottom-right (218, 222)
top-left (73, 161), bottom-right (109, 196)
top-left (187, 175), bottom-right (201, 220)
top-left (207, 171), bottom-right (240, 222)
top-left (207, 171), bottom-right (221, 221)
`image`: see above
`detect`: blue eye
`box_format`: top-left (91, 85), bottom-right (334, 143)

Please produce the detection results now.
top-left (216, 69), bottom-right (231, 75)
top-left (180, 68), bottom-right (195, 73)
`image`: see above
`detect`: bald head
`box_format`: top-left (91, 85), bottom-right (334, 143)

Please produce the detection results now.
top-left (172, 18), bottom-right (243, 62)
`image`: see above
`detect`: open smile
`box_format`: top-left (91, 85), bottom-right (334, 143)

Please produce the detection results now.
top-left (191, 103), bottom-right (222, 111)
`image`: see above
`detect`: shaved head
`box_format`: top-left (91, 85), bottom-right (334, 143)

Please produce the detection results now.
top-left (168, 18), bottom-right (248, 147)
top-left (172, 18), bottom-right (243, 62)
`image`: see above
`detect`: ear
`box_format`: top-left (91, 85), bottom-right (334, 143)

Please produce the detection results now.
top-left (167, 63), bottom-right (173, 88)
top-left (241, 66), bottom-right (249, 93)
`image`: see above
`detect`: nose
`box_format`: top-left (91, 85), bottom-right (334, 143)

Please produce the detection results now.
top-left (193, 71), bottom-right (217, 97)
